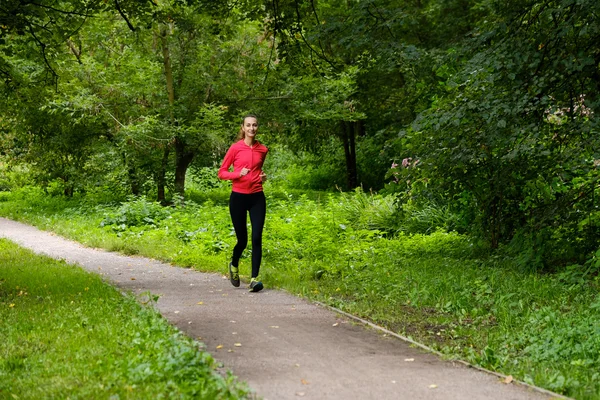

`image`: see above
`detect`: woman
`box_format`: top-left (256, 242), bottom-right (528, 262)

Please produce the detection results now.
top-left (218, 115), bottom-right (268, 292)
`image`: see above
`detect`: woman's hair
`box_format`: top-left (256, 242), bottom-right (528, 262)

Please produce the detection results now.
top-left (236, 114), bottom-right (259, 140)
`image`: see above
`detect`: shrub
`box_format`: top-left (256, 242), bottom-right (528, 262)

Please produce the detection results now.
top-left (100, 196), bottom-right (171, 229)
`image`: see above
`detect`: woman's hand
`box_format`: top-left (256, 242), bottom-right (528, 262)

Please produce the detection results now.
top-left (239, 167), bottom-right (251, 177)
top-left (260, 171), bottom-right (267, 183)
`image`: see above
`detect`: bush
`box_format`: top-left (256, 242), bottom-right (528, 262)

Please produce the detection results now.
top-left (100, 196), bottom-right (171, 229)
top-left (264, 145), bottom-right (346, 191)
top-left (335, 188), bottom-right (401, 233)
top-left (400, 202), bottom-right (461, 234)
top-left (0, 162), bottom-right (33, 192)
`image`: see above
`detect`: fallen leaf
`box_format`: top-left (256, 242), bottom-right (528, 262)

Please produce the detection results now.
top-left (9, 304), bottom-right (15, 308)
top-left (270, 326), bottom-right (279, 329)
top-left (216, 345), bottom-right (223, 349)
top-left (296, 392), bottom-right (306, 397)
top-left (301, 379), bottom-right (310, 385)
top-left (234, 343), bottom-right (242, 347)
top-left (428, 384), bottom-right (438, 389)
top-left (503, 375), bottom-right (513, 384)
top-left (130, 277), bottom-right (136, 280)
top-left (404, 358), bottom-right (415, 362)
top-left (174, 311), bottom-right (180, 314)
top-left (197, 301), bottom-right (204, 305)
top-left (332, 323), bottom-right (339, 327)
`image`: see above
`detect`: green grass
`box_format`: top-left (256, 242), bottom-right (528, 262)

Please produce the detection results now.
top-left (1, 186), bottom-right (600, 399)
top-left (0, 239), bottom-right (250, 399)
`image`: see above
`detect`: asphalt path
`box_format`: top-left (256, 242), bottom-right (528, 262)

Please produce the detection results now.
top-left (0, 217), bottom-right (564, 400)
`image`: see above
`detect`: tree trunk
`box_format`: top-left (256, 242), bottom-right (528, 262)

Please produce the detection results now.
top-left (63, 179), bottom-right (74, 197)
top-left (120, 151), bottom-right (140, 196)
top-left (340, 121), bottom-right (358, 189)
top-left (128, 165), bottom-right (140, 196)
top-left (160, 25), bottom-right (175, 108)
top-left (157, 146), bottom-right (169, 204)
top-left (174, 138), bottom-right (195, 196)
top-left (160, 24), bottom-right (180, 200)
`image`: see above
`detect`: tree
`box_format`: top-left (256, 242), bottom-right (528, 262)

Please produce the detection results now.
top-left (257, 0), bottom-right (486, 190)
top-left (0, 0), bottom-right (157, 86)
top-left (1, 2), bottom-right (279, 200)
top-left (391, 0), bottom-right (600, 264)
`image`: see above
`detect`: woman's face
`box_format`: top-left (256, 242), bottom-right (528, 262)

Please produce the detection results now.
top-left (242, 117), bottom-right (258, 138)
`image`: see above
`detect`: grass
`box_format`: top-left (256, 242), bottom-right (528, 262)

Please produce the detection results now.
top-left (0, 238), bottom-right (250, 399)
top-left (1, 186), bottom-right (600, 399)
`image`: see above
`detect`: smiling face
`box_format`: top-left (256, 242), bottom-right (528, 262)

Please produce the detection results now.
top-left (242, 116), bottom-right (258, 139)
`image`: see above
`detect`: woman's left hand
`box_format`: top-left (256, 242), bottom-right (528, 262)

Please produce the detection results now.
top-left (260, 171), bottom-right (267, 183)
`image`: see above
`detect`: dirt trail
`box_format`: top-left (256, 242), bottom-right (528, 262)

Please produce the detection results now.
top-left (0, 217), bottom-right (563, 400)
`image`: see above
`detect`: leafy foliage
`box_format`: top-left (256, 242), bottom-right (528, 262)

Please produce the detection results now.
top-left (100, 196), bottom-right (171, 230)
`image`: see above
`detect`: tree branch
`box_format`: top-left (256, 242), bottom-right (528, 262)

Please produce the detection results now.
top-left (26, 23), bottom-right (58, 81)
top-left (262, 31), bottom-right (276, 85)
top-left (67, 39), bottom-right (82, 64)
top-left (293, 0), bottom-right (338, 71)
top-left (27, 1), bottom-right (95, 17)
top-left (310, 0), bottom-right (320, 25)
top-left (114, 0), bottom-right (136, 32)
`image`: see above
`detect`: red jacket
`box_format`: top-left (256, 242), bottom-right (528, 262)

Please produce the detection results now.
top-left (218, 140), bottom-right (269, 194)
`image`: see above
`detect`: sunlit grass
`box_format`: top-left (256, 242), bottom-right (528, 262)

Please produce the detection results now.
top-left (0, 239), bottom-right (249, 399)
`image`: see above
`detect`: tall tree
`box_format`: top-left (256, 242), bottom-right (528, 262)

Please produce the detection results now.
top-left (392, 0), bottom-right (600, 262)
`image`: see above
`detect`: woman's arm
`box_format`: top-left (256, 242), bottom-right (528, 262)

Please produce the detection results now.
top-left (217, 147), bottom-right (239, 180)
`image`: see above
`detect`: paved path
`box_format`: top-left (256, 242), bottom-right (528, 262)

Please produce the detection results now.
top-left (0, 218), bottom-right (561, 400)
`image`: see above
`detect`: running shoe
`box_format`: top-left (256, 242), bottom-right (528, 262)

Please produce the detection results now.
top-left (249, 278), bottom-right (264, 293)
top-left (229, 262), bottom-right (240, 287)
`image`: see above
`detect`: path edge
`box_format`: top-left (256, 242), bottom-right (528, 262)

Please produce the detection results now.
top-left (313, 301), bottom-right (571, 400)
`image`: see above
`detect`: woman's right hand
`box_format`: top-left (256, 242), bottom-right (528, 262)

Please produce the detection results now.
top-left (239, 167), bottom-right (251, 177)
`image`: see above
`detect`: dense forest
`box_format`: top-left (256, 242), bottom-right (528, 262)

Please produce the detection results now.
top-left (1, 0), bottom-right (599, 269)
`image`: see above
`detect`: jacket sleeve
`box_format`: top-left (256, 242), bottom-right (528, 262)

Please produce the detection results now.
top-left (217, 146), bottom-right (239, 181)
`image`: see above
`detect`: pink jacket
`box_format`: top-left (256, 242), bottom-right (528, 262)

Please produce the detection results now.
top-left (218, 140), bottom-right (269, 194)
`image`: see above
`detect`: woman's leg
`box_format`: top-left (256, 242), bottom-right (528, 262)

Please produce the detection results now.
top-left (229, 192), bottom-right (248, 266)
top-left (248, 192), bottom-right (266, 278)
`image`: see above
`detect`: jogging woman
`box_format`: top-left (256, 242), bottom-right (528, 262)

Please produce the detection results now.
top-left (218, 115), bottom-right (268, 292)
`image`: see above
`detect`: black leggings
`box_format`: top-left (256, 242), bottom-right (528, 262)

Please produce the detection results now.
top-left (229, 191), bottom-right (266, 278)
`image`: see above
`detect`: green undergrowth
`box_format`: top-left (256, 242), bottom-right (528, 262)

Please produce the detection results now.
top-left (1, 187), bottom-right (599, 399)
top-left (0, 239), bottom-right (250, 399)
